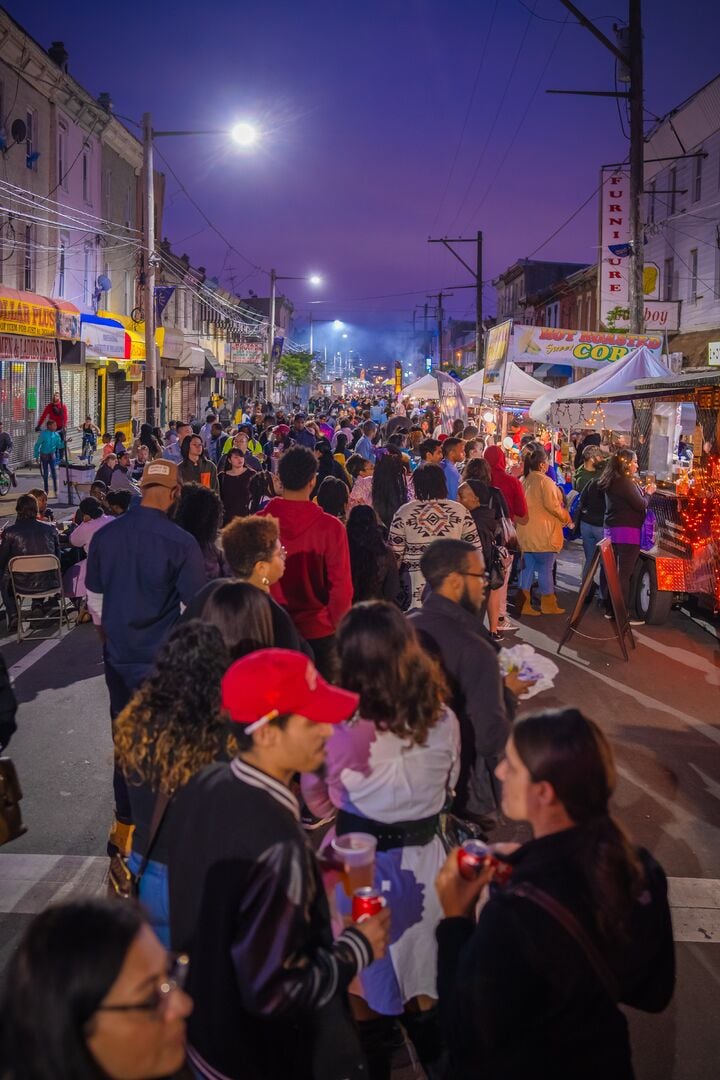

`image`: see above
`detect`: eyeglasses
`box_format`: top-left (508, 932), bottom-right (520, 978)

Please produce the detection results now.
top-left (274, 544), bottom-right (287, 559)
top-left (463, 571), bottom-right (489, 583)
top-left (95, 954), bottom-right (189, 1018)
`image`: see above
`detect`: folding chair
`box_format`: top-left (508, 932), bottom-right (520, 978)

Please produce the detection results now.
top-left (8, 555), bottom-right (73, 642)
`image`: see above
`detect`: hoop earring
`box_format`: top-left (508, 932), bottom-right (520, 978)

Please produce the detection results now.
top-left (261, 576), bottom-right (270, 586)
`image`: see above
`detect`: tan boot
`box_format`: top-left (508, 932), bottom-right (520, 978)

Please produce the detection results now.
top-left (540, 594), bottom-right (565, 615)
top-left (519, 589), bottom-right (540, 616)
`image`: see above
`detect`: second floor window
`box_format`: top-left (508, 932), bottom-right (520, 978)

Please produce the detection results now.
top-left (82, 150), bottom-right (91, 203)
top-left (689, 248), bottom-right (698, 302)
top-left (648, 179), bottom-right (656, 224)
top-left (23, 225), bottom-right (34, 289)
top-left (663, 257), bottom-right (674, 301)
top-left (26, 109), bottom-right (37, 170)
top-left (58, 241), bottom-right (66, 297)
top-left (58, 122), bottom-right (68, 189)
top-left (693, 151), bottom-right (703, 203)
top-left (669, 167), bottom-right (677, 215)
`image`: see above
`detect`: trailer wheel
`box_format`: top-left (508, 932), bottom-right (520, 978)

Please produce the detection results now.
top-left (634, 559), bottom-right (673, 624)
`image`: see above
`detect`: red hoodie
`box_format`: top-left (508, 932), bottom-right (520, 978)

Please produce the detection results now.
top-left (483, 444), bottom-right (528, 522)
top-left (258, 498), bottom-right (352, 640)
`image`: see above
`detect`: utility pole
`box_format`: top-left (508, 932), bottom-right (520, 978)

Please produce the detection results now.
top-left (427, 234), bottom-right (484, 368)
top-left (142, 112), bottom-right (157, 426)
top-left (553, 1), bottom-right (644, 333)
top-left (437, 293), bottom-right (443, 368)
top-left (267, 268), bottom-right (277, 403)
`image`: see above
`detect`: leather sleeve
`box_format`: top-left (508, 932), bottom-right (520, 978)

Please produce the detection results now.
top-left (230, 841), bottom-right (372, 1017)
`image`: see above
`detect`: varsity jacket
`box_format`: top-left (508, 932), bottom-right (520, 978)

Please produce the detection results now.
top-left (166, 758), bottom-right (372, 1079)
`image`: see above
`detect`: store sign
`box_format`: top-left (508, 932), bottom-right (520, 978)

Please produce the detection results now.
top-left (709, 342), bottom-right (720, 366)
top-left (483, 319), bottom-right (512, 384)
top-left (512, 324), bottom-right (662, 364)
top-left (228, 341), bottom-right (264, 362)
top-left (0, 334), bottom-right (56, 361)
top-left (81, 321), bottom-right (127, 359)
top-left (0, 293), bottom-right (79, 339)
top-left (125, 363), bottom-right (144, 382)
top-left (394, 361), bottom-right (402, 395)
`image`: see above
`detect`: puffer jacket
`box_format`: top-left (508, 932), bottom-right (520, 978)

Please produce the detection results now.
top-left (0, 517), bottom-right (61, 595)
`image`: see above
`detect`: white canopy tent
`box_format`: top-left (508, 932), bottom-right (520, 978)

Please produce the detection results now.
top-left (461, 362), bottom-right (548, 404)
top-left (401, 373), bottom-right (440, 399)
top-left (529, 346), bottom-right (673, 429)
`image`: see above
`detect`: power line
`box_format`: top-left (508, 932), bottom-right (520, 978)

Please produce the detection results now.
top-left (447, 0), bottom-right (537, 230)
top-left (429, 0), bottom-right (500, 232)
top-left (525, 175), bottom-right (611, 259)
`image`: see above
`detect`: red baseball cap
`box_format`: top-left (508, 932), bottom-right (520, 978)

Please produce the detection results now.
top-left (222, 649), bottom-right (359, 733)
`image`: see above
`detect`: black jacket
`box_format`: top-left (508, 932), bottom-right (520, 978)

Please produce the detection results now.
top-left (166, 759), bottom-right (372, 1079)
top-left (577, 477), bottom-right (606, 527)
top-left (437, 826), bottom-right (674, 1079)
top-left (603, 474), bottom-right (648, 531)
top-left (0, 518), bottom-right (61, 595)
top-left (410, 592), bottom-right (513, 818)
top-left (0, 651), bottom-right (17, 750)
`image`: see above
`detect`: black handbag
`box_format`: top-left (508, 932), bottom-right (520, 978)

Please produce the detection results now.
top-left (488, 544), bottom-right (509, 590)
top-left (0, 758), bottom-right (27, 846)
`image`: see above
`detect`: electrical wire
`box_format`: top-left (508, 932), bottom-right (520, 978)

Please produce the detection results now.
top-left (525, 174), bottom-right (613, 259)
top-left (465, 9), bottom-right (569, 225)
top-left (447, 0), bottom-right (537, 230)
top-left (429, 0), bottom-right (500, 232)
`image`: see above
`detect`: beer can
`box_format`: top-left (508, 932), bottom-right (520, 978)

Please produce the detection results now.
top-left (352, 887), bottom-right (387, 923)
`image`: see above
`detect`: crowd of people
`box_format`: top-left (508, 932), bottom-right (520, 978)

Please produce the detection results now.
top-left (0, 393), bottom-right (674, 1079)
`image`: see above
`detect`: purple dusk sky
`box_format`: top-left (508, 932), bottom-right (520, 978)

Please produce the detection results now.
top-left (10, 0), bottom-right (720, 355)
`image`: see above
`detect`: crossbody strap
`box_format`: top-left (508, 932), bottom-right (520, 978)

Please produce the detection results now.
top-left (511, 882), bottom-right (620, 1001)
top-left (135, 791), bottom-right (171, 887)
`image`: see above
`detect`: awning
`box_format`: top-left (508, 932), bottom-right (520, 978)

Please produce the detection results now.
top-left (0, 286), bottom-right (80, 339)
top-left (80, 313), bottom-right (127, 359)
top-left (232, 363), bottom-right (265, 380)
top-left (175, 344), bottom-right (205, 373)
top-left (98, 310), bottom-right (164, 357)
top-left (203, 349), bottom-right (225, 378)
top-left (667, 329), bottom-right (720, 366)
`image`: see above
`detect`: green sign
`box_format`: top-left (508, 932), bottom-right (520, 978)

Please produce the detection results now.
top-left (26, 386), bottom-right (37, 411)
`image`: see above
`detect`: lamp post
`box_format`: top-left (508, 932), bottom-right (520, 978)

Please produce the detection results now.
top-left (267, 272), bottom-right (322, 402)
top-left (141, 115), bottom-right (259, 426)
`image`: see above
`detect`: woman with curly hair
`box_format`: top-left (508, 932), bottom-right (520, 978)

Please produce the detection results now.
top-left (171, 481), bottom-right (227, 579)
top-left (114, 621), bottom-right (231, 946)
top-left (302, 602), bottom-right (459, 1078)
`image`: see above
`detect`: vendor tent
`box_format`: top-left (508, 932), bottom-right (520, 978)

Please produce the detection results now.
top-left (461, 362), bottom-right (547, 404)
top-left (529, 346), bottom-right (672, 428)
top-left (401, 373), bottom-right (440, 399)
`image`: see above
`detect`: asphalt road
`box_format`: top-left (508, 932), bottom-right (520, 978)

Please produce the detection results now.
top-left (0, 547), bottom-right (718, 1079)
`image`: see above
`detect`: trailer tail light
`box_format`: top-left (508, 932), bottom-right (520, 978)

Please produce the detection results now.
top-left (655, 558), bottom-right (686, 592)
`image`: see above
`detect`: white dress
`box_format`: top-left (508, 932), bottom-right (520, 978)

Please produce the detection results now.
top-left (302, 706), bottom-right (461, 1014)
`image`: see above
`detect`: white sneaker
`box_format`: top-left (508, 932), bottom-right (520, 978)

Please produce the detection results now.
top-left (629, 618), bottom-right (645, 626)
top-left (498, 615), bottom-right (520, 631)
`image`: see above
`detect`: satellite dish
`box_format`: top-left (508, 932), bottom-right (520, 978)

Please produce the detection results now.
top-left (10, 118), bottom-right (26, 143)
top-left (97, 274), bottom-right (112, 292)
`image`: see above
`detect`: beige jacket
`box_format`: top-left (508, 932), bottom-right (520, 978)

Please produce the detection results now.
top-left (516, 470), bottom-right (570, 553)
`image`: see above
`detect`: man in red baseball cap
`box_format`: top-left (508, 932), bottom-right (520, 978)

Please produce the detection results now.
top-left (166, 649), bottom-right (390, 1080)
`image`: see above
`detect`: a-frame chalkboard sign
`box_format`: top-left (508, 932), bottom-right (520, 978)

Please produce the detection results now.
top-left (557, 537), bottom-right (636, 661)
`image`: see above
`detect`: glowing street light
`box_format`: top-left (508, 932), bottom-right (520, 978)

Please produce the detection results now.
top-left (268, 270), bottom-right (324, 398)
top-left (333, 320), bottom-right (344, 330)
top-left (230, 121), bottom-right (259, 148)
top-left (308, 274), bottom-right (323, 287)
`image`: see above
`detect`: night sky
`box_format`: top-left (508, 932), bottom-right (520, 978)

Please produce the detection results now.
top-left (11, 0), bottom-right (720, 358)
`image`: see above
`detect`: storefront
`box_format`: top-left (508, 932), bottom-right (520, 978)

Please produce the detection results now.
top-left (162, 329), bottom-right (204, 425)
top-left (0, 287), bottom-right (81, 463)
top-left (97, 310), bottom-right (161, 438)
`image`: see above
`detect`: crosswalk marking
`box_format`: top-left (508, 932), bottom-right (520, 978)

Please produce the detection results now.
top-left (0, 852), bottom-right (716, 942)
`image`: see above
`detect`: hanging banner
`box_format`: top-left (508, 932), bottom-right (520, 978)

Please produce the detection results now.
top-left (599, 167), bottom-right (631, 329)
top-left (512, 324), bottom-right (663, 365)
top-left (436, 369), bottom-right (467, 427)
top-left (271, 336), bottom-right (284, 363)
top-left (81, 319), bottom-right (127, 359)
top-left (394, 361), bottom-right (402, 395)
top-left (154, 286), bottom-right (176, 321)
top-left (483, 319), bottom-right (512, 385)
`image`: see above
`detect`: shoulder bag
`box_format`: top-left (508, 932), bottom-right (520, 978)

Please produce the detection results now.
top-left (107, 792), bottom-right (170, 901)
top-left (510, 881), bottom-right (620, 1001)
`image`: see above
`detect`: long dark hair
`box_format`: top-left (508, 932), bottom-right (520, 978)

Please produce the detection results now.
top-left (115, 621), bottom-right (230, 794)
top-left (413, 462), bottom-right (448, 501)
top-left (317, 476), bottom-right (348, 520)
top-left (346, 505), bottom-right (390, 601)
top-left (180, 433), bottom-right (206, 463)
top-left (139, 423), bottom-right (160, 457)
top-left (513, 708), bottom-right (644, 938)
top-left (172, 482), bottom-right (223, 552)
top-left (1, 899), bottom-right (146, 1078)
top-left (597, 448), bottom-right (637, 491)
top-left (337, 601), bottom-right (446, 746)
top-left (371, 454), bottom-right (408, 530)
top-left (202, 582), bottom-right (275, 660)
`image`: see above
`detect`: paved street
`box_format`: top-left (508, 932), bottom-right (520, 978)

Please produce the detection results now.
top-left (0, 547), bottom-right (717, 1078)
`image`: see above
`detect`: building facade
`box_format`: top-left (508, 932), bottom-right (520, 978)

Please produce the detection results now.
top-left (493, 259), bottom-right (588, 325)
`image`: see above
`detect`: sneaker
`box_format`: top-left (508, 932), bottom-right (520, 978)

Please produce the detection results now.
top-left (498, 615), bottom-right (519, 631)
top-left (629, 618), bottom-right (645, 626)
top-left (490, 630), bottom-right (504, 642)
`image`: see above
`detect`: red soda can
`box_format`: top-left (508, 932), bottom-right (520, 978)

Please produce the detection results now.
top-left (457, 840), bottom-right (512, 884)
top-left (352, 887), bottom-right (387, 923)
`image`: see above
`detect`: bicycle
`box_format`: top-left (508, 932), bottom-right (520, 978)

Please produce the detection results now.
top-left (0, 462), bottom-right (12, 497)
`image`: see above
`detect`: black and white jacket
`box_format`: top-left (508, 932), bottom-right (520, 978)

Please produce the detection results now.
top-left (166, 758), bottom-right (372, 1080)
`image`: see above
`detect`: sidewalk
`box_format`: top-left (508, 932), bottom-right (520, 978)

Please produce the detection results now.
top-left (0, 465), bottom-right (83, 522)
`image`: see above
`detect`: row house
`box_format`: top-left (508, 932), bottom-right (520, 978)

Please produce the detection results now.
top-left (0, 9), bottom-right (163, 459)
top-left (643, 73), bottom-right (720, 366)
top-left (526, 264), bottom-right (598, 332)
top-left (493, 259), bottom-right (588, 325)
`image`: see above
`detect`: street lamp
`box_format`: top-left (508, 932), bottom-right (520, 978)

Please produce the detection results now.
top-left (142, 113), bottom-right (260, 426)
top-left (267, 271), bottom-right (322, 401)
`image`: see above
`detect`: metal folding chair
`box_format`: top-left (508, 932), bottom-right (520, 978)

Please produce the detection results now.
top-left (8, 555), bottom-right (73, 642)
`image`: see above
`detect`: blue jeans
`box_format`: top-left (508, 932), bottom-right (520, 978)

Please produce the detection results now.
top-left (580, 522), bottom-right (605, 597)
top-left (39, 455), bottom-right (58, 495)
top-left (519, 551), bottom-right (556, 594)
top-left (128, 852), bottom-right (170, 947)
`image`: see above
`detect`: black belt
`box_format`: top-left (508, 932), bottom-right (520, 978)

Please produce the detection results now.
top-left (336, 808), bottom-right (439, 851)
